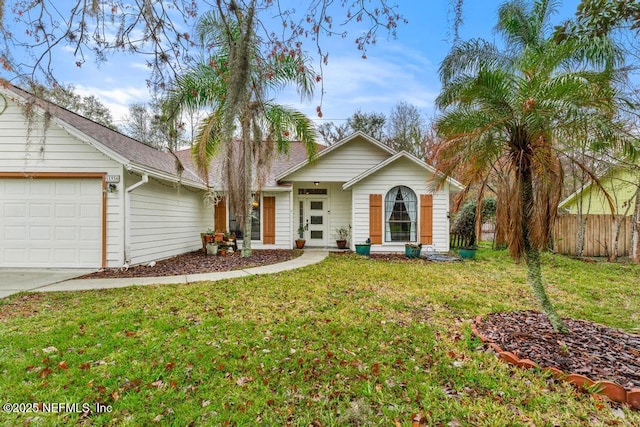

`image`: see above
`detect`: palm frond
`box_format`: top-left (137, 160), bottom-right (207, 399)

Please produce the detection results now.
top-left (263, 103), bottom-right (318, 159)
top-left (191, 110), bottom-right (224, 181)
top-left (439, 39), bottom-right (509, 84)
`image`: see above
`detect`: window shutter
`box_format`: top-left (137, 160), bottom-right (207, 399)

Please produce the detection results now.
top-left (420, 194), bottom-right (433, 245)
top-left (370, 194), bottom-right (383, 244)
top-left (214, 196), bottom-right (226, 231)
top-left (263, 196), bottom-right (276, 244)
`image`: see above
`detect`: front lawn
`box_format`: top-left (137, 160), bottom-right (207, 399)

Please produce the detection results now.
top-left (0, 250), bottom-right (638, 426)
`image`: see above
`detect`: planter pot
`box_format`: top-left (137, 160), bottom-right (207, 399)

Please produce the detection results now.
top-left (355, 243), bottom-right (371, 256)
top-left (458, 247), bottom-right (478, 259)
top-left (206, 243), bottom-right (218, 255)
top-left (336, 239), bottom-right (348, 249)
top-left (201, 233), bottom-right (215, 252)
top-left (405, 244), bottom-right (422, 259)
top-left (295, 239), bottom-right (306, 249)
top-left (214, 232), bottom-right (224, 243)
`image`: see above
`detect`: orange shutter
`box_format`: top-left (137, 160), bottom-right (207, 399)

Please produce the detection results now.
top-left (420, 194), bottom-right (433, 245)
top-left (214, 196), bottom-right (227, 232)
top-left (263, 196), bottom-right (276, 244)
top-left (370, 194), bottom-right (383, 244)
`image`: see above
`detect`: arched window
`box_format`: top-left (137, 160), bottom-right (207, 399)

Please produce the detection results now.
top-left (385, 186), bottom-right (417, 242)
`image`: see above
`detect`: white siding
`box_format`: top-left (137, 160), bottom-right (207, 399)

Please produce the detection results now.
top-left (0, 98), bottom-right (124, 268)
top-left (350, 157), bottom-right (451, 252)
top-left (284, 136), bottom-right (391, 182)
top-left (105, 187), bottom-right (125, 267)
top-left (272, 192), bottom-right (292, 248)
top-left (327, 183), bottom-right (352, 242)
top-left (127, 173), bottom-right (211, 265)
top-left (0, 102), bottom-right (121, 173)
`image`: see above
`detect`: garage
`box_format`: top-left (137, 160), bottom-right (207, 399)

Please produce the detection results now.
top-left (0, 177), bottom-right (103, 268)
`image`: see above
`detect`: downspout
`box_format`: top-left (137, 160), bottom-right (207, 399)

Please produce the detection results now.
top-left (124, 173), bottom-right (149, 264)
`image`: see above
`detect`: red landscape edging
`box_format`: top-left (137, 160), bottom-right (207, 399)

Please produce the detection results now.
top-left (471, 315), bottom-right (640, 409)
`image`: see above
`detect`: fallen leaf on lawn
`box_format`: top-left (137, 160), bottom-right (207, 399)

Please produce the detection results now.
top-left (411, 411), bottom-right (427, 426)
top-left (371, 363), bottom-right (380, 375)
top-left (202, 400), bottom-right (211, 408)
top-left (151, 380), bottom-right (164, 388)
top-left (448, 418), bottom-right (462, 427)
top-left (236, 376), bottom-right (253, 386)
top-left (57, 361), bottom-right (68, 370)
top-left (42, 346), bottom-right (58, 354)
top-left (39, 367), bottom-right (53, 378)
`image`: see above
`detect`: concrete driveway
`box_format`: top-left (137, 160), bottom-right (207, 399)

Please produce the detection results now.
top-left (0, 269), bottom-right (94, 299)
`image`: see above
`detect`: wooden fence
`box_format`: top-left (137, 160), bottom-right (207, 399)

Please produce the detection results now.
top-left (553, 214), bottom-right (632, 257)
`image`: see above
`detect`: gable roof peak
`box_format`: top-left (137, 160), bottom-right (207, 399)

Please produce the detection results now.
top-left (276, 131), bottom-right (395, 181)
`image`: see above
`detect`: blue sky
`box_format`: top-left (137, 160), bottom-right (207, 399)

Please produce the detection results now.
top-left (5, 0), bottom-right (582, 127)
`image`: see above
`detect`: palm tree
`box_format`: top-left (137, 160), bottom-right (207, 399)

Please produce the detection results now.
top-left (434, 0), bottom-right (634, 332)
top-left (163, 5), bottom-right (318, 257)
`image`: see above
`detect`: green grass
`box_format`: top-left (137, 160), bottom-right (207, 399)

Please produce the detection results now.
top-left (0, 249), bottom-right (639, 426)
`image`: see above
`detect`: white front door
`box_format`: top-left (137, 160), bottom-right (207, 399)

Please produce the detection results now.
top-left (299, 198), bottom-right (328, 247)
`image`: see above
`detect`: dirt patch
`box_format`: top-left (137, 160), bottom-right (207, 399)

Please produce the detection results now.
top-left (476, 310), bottom-right (640, 389)
top-left (80, 249), bottom-right (301, 279)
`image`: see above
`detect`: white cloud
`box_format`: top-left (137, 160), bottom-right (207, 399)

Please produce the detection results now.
top-left (74, 84), bottom-right (151, 123)
top-left (276, 43), bottom-right (440, 123)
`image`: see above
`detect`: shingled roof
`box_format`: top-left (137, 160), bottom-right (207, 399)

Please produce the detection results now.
top-left (175, 140), bottom-right (324, 190)
top-left (2, 84), bottom-right (205, 187)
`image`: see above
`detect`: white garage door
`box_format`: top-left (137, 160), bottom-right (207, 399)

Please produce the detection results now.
top-left (0, 178), bottom-right (103, 268)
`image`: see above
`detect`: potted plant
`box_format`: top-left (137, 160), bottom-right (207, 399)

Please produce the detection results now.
top-left (355, 238), bottom-right (371, 256)
top-left (201, 229), bottom-right (216, 252)
top-left (206, 241), bottom-right (219, 255)
top-left (335, 225), bottom-right (350, 249)
top-left (405, 243), bottom-right (422, 258)
top-left (295, 224), bottom-right (308, 249)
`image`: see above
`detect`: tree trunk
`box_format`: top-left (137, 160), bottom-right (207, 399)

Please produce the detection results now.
top-left (241, 115), bottom-right (253, 258)
top-left (520, 153), bottom-right (568, 332)
top-left (632, 187), bottom-right (640, 263)
top-left (609, 215), bottom-right (622, 262)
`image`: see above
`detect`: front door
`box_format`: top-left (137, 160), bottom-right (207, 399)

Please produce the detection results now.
top-left (299, 198), bottom-right (328, 247)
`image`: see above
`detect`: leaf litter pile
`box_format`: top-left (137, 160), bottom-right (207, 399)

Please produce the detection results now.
top-left (477, 310), bottom-right (640, 389)
top-left (80, 249), bottom-right (300, 278)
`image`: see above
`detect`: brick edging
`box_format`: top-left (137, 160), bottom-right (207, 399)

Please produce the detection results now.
top-left (471, 315), bottom-right (640, 409)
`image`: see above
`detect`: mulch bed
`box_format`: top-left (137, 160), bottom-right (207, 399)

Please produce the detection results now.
top-left (79, 249), bottom-right (300, 279)
top-left (476, 310), bottom-right (640, 390)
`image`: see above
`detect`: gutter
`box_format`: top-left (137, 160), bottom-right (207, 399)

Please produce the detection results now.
top-left (123, 173), bottom-right (149, 264)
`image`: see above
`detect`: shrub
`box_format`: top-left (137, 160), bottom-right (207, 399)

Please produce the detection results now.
top-left (452, 198), bottom-right (496, 247)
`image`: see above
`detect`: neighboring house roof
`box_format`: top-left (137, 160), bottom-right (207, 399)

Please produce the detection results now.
top-left (1, 84), bottom-right (205, 187)
top-left (559, 165), bottom-right (639, 215)
top-left (342, 150), bottom-right (465, 191)
top-left (276, 131), bottom-right (395, 181)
